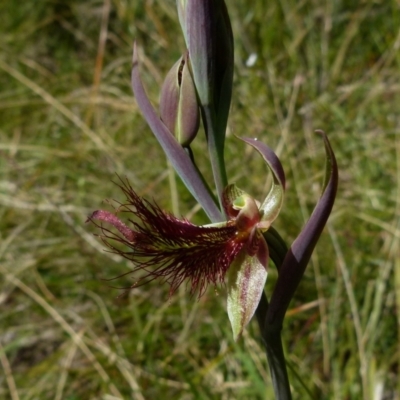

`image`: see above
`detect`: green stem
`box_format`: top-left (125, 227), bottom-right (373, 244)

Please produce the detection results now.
top-left (167, 159), bottom-right (180, 216)
top-left (256, 293), bottom-right (292, 400)
top-left (256, 232), bottom-right (292, 399)
top-left (264, 227), bottom-right (288, 270)
top-left (185, 146), bottom-right (221, 222)
top-left (265, 323), bottom-right (292, 400)
top-left (201, 105), bottom-right (227, 214)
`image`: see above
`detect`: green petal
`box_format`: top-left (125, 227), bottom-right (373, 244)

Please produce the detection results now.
top-left (227, 242), bottom-right (268, 341)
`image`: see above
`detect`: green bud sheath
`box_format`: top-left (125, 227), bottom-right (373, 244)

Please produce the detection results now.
top-left (159, 57), bottom-right (181, 134)
top-left (159, 54), bottom-right (200, 147)
top-left (177, 54), bottom-right (200, 146)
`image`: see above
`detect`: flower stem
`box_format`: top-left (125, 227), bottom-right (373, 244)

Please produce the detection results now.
top-left (185, 146), bottom-right (221, 222)
top-left (201, 105), bottom-right (227, 214)
top-left (256, 293), bottom-right (292, 400)
top-left (257, 230), bottom-right (292, 400)
top-left (264, 227), bottom-right (288, 270)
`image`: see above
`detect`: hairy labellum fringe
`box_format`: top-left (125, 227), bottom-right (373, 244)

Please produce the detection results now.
top-left (88, 178), bottom-right (244, 296)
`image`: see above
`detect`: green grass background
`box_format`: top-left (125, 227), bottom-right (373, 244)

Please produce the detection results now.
top-left (1, 0), bottom-right (399, 399)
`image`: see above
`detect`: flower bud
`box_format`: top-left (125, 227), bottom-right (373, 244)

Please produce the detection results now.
top-left (159, 54), bottom-right (200, 147)
top-left (177, 0), bottom-right (233, 131)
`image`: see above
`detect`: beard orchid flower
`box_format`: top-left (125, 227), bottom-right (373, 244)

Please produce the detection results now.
top-left (88, 137), bottom-right (285, 340)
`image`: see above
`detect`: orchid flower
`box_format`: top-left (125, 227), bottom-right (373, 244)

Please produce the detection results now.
top-left (88, 0), bottom-right (338, 397)
top-left (89, 137), bottom-right (285, 340)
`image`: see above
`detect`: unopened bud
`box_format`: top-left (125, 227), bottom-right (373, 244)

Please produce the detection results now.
top-left (159, 54), bottom-right (200, 147)
top-left (177, 0), bottom-right (233, 130)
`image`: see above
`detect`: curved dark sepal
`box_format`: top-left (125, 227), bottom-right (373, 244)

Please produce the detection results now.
top-left (266, 131), bottom-right (338, 327)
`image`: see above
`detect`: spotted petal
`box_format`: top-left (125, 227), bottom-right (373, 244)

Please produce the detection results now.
top-left (227, 233), bottom-right (269, 341)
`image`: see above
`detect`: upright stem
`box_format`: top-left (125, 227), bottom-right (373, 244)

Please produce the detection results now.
top-left (201, 105), bottom-right (227, 213)
top-left (256, 234), bottom-right (291, 399)
top-left (167, 159), bottom-right (180, 216)
top-left (264, 326), bottom-right (292, 400)
top-left (256, 293), bottom-right (292, 400)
